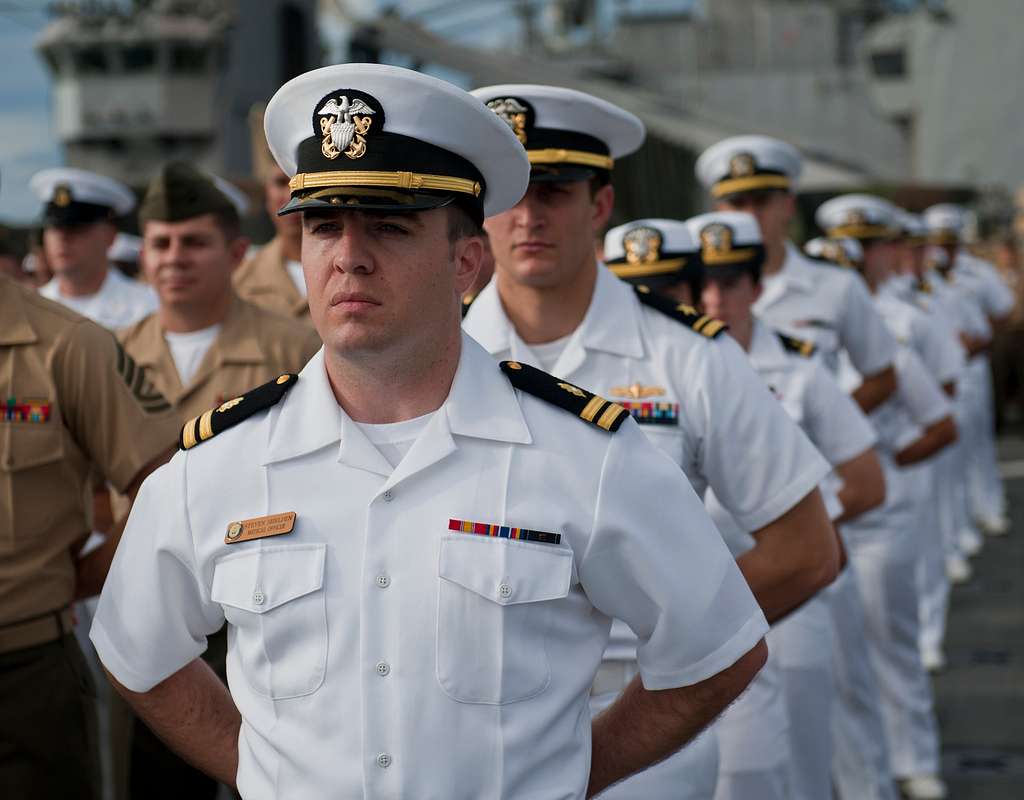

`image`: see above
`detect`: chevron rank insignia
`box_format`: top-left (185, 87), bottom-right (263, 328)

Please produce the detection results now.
top-left (777, 332), bottom-right (817, 358)
top-left (180, 373), bottom-right (298, 450)
top-left (500, 361), bottom-right (629, 432)
top-left (633, 285), bottom-right (726, 338)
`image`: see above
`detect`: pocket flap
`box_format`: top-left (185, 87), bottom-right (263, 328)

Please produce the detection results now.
top-left (212, 543), bottom-right (326, 614)
top-left (439, 534), bottom-right (572, 606)
top-left (1, 425), bottom-right (64, 472)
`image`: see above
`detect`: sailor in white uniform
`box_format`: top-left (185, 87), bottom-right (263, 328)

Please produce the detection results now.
top-left (695, 136), bottom-right (898, 414)
top-left (925, 204), bottom-right (1015, 537)
top-left (817, 195), bottom-right (959, 800)
top-left (465, 85), bottom-right (841, 799)
top-left (31, 167), bottom-right (157, 330)
top-left (91, 63), bottom-right (772, 800)
top-left (692, 212), bottom-right (885, 800)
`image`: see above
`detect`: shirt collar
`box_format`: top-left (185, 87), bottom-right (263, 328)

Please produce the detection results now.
top-left (777, 241), bottom-right (818, 293)
top-left (264, 333), bottom-right (530, 466)
top-left (747, 317), bottom-right (789, 369)
top-left (464, 264), bottom-right (645, 361)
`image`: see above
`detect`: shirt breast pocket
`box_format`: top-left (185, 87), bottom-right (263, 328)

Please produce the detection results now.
top-left (211, 543), bottom-right (327, 700)
top-left (0, 424), bottom-right (65, 549)
top-left (437, 534), bottom-right (573, 705)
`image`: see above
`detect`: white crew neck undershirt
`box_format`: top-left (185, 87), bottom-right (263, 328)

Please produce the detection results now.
top-left (354, 410), bottom-right (435, 469)
top-left (527, 333), bottom-right (574, 373)
top-left (164, 324), bottom-right (222, 385)
top-left (285, 259), bottom-right (307, 297)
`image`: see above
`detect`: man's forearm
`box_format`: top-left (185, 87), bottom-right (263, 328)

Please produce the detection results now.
top-left (588, 640), bottom-right (767, 798)
top-left (106, 658), bottom-right (241, 788)
top-left (852, 365), bottom-right (897, 413)
top-left (895, 417), bottom-right (957, 466)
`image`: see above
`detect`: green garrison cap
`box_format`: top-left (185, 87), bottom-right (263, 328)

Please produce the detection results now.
top-left (139, 162), bottom-right (238, 225)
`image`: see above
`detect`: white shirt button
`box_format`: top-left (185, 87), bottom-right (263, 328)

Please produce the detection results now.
top-left (498, 583), bottom-right (513, 600)
top-left (253, 591), bottom-right (265, 606)
top-left (382, 490), bottom-right (394, 502)
top-left (376, 574), bottom-right (391, 589)
top-left (376, 661), bottom-right (391, 677)
top-left (376, 753), bottom-right (392, 769)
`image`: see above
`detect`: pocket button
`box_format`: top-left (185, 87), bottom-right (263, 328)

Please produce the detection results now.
top-left (377, 753), bottom-right (392, 769)
top-left (253, 591), bottom-right (265, 606)
top-left (498, 582), bottom-right (513, 600)
top-left (376, 661), bottom-right (391, 677)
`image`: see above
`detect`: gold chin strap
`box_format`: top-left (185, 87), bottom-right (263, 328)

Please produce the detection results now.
top-left (827, 224), bottom-right (896, 240)
top-left (703, 247), bottom-right (759, 265)
top-left (711, 174), bottom-right (790, 198)
top-left (289, 170), bottom-right (481, 197)
top-left (527, 148), bottom-right (614, 170)
top-left (608, 258), bottom-right (687, 278)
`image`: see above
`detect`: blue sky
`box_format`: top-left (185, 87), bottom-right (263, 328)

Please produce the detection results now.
top-left (0, 3), bottom-right (60, 224)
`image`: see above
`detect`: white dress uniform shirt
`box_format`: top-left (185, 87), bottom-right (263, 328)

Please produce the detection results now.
top-left (706, 319), bottom-right (876, 800)
top-left (955, 251), bottom-right (1015, 320)
top-left (40, 267), bottom-right (158, 331)
top-left (753, 243), bottom-right (897, 376)
top-left (875, 291), bottom-right (963, 387)
top-left (92, 335), bottom-right (767, 800)
top-left (465, 266), bottom-right (829, 798)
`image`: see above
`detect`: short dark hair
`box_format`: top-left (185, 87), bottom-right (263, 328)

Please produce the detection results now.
top-left (447, 203), bottom-right (483, 244)
top-left (209, 207), bottom-right (242, 242)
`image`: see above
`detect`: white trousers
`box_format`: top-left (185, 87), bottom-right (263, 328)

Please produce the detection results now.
top-left (843, 467), bottom-right (942, 778)
top-left (591, 667), bottom-right (719, 799)
top-left (828, 568), bottom-right (897, 800)
top-left (766, 596), bottom-right (833, 800)
top-left (913, 461), bottom-right (951, 656)
top-left (714, 649), bottom-right (790, 800)
top-left (964, 359), bottom-right (1005, 521)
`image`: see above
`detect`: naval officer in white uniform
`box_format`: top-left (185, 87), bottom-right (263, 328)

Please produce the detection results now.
top-left (695, 136), bottom-right (899, 413)
top-left (31, 167), bottom-right (157, 330)
top-left (91, 64), bottom-right (770, 800)
top-left (817, 194), bottom-right (958, 800)
top-left (465, 84), bottom-right (839, 799)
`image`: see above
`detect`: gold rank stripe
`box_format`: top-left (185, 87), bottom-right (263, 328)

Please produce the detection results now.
top-left (711, 174), bottom-right (790, 198)
top-left (597, 402), bottom-right (627, 431)
top-left (693, 315), bottom-right (726, 337)
top-left (182, 415), bottom-right (200, 450)
top-left (703, 246), bottom-right (759, 265)
top-left (289, 170), bottom-right (481, 197)
top-left (579, 395), bottom-right (605, 423)
top-left (528, 148), bottom-right (614, 170)
top-left (827, 224), bottom-right (897, 240)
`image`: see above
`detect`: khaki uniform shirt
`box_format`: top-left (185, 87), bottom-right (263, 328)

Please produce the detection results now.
top-left (233, 237), bottom-right (311, 323)
top-left (117, 293), bottom-right (321, 423)
top-left (0, 277), bottom-right (179, 626)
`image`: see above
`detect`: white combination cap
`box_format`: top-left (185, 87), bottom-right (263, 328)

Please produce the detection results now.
top-left (265, 63), bottom-right (529, 221)
top-left (815, 194), bottom-right (899, 241)
top-left (683, 211), bottom-right (765, 271)
top-left (472, 84), bottom-right (645, 182)
top-left (923, 203), bottom-right (966, 245)
top-left (804, 236), bottom-right (864, 269)
top-left (30, 167), bottom-right (136, 225)
top-left (695, 135), bottom-right (802, 199)
top-left (604, 218), bottom-right (698, 286)
top-left (108, 232), bottom-right (143, 264)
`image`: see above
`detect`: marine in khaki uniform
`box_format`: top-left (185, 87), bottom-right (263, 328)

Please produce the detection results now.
top-left (0, 276), bottom-right (177, 800)
top-left (232, 104), bottom-right (311, 323)
top-left (117, 161), bottom-right (319, 799)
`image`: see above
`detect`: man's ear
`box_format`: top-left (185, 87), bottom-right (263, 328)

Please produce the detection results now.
top-left (453, 235), bottom-right (484, 295)
top-left (592, 183), bottom-right (615, 234)
top-left (228, 236), bottom-right (252, 270)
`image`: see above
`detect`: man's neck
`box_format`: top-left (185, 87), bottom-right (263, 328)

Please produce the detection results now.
top-left (761, 238), bottom-right (788, 277)
top-left (495, 259), bottom-right (597, 345)
top-left (324, 322), bottom-right (463, 424)
top-left (728, 315), bottom-right (756, 352)
top-left (279, 233), bottom-right (301, 263)
top-left (57, 263), bottom-right (108, 298)
top-left (160, 290), bottom-right (233, 334)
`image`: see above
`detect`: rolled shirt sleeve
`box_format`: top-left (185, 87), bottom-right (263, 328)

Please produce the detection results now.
top-left (693, 336), bottom-right (831, 532)
top-left (91, 451), bottom-right (225, 692)
top-left (579, 421), bottom-right (768, 690)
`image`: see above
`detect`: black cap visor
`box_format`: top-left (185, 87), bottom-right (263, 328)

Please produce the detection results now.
top-left (280, 186), bottom-right (457, 216)
top-left (43, 201), bottom-right (114, 228)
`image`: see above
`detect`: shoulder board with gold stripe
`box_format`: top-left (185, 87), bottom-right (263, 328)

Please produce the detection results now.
top-left (180, 373), bottom-right (298, 451)
top-left (461, 292), bottom-right (477, 319)
top-left (632, 285), bottom-right (727, 339)
top-left (777, 332), bottom-right (817, 358)
top-left (500, 361), bottom-right (629, 433)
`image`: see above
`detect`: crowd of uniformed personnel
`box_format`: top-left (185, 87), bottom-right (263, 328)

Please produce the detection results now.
top-left (0, 61), bottom-right (1020, 800)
